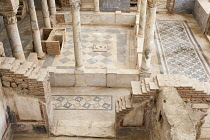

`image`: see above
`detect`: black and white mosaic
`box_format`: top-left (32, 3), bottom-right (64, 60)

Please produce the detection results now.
top-left (52, 95), bottom-right (112, 110)
top-left (156, 20), bottom-right (210, 82)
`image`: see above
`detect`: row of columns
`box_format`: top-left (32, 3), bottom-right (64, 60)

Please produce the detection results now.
top-left (137, 0), bottom-right (157, 72)
top-left (0, 0), bottom-right (56, 61)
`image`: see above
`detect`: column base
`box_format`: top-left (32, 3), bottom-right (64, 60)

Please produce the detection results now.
top-left (13, 51), bottom-right (26, 62)
top-left (140, 68), bottom-right (151, 78)
top-left (74, 69), bottom-right (87, 87)
top-left (37, 52), bottom-right (46, 59)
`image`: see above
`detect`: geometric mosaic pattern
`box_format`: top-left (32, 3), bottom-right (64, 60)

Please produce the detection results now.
top-left (52, 95), bottom-right (112, 110)
top-left (156, 20), bottom-right (210, 82)
top-left (51, 26), bottom-right (132, 69)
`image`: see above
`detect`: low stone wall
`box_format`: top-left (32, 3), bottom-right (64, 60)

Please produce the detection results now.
top-left (49, 67), bottom-right (139, 87)
top-left (53, 11), bottom-right (136, 27)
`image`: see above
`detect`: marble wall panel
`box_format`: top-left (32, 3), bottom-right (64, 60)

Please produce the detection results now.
top-left (173, 0), bottom-right (195, 14)
top-left (99, 0), bottom-right (130, 12)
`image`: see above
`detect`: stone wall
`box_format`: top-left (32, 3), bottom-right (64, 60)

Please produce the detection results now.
top-left (99, 0), bottom-right (130, 12)
top-left (173, 0), bottom-right (195, 14)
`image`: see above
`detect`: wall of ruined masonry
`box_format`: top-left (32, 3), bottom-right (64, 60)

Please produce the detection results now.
top-left (0, 57), bottom-right (52, 136)
top-left (151, 87), bottom-right (196, 140)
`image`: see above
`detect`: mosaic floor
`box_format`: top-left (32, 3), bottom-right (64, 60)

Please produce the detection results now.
top-left (52, 95), bottom-right (112, 110)
top-left (43, 26), bottom-right (136, 69)
top-left (155, 20), bottom-right (210, 82)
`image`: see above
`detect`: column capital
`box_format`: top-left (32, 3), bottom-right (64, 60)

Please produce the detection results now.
top-left (0, 10), bottom-right (18, 25)
top-left (148, 0), bottom-right (158, 8)
top-left (70, 0), bottom-right (81, 10)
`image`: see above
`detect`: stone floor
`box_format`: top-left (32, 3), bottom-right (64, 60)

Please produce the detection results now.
top-left (50, 87), bottom-right (130, 138)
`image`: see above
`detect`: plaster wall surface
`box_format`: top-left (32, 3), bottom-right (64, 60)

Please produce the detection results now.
top-left (99, 0), bottom-right (130, 12)
top-left (0, 81), bottom-right (7, 139)
top-left (173, 0), bottom-right (195, 14)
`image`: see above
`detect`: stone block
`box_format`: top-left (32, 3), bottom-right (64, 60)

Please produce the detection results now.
top-left (85, 69), bottom-right (106, 87)
top-left (14, 96), bottom-right (43, 121)
top-left (54, 69), bottom-right (75, 86)
top-left (107, 69), bottom-right (117, 87)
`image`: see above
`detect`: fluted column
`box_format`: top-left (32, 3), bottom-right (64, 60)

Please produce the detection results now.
top-left (1, 11), bottom-right (25, 62)
top-left (48, 0), bottom-right (56, 15)
top-left (139, 0), bottom-right (147, 36)
top-left (41, 0), bottom-right (51, 28)
top-left (140, 1), bottom-right (157, 72)
top-left (28, 0), bottom-right (45, 59)
top-left (94, 0), bottom-right (100, 13)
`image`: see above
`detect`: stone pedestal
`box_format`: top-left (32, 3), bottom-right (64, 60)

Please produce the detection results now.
top-left (94, 0), bottom-right (100, 13)
top-left (1, 11), bottom-right (25, 62)
top-left (41, 0), bottom-right (51, 28)
top-left (140, 5), bottom-right (157, 72)
top-left (28, 0), bottom-right (45, 59)
top-left (48, 0), bottom-right (56, 15)
top-left (139, 0), bottom-right (147, 36)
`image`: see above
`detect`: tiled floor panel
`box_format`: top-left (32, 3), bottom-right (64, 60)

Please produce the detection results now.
top-left (156, 20), bottom-right (210, 82)
top-left (52, 95), bottom-right (112, 110)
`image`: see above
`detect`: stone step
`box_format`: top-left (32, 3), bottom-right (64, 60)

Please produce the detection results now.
top-left (131, 81), bottom-right (142, 95)
top-left (124, 95), bottom-right (132, 109)
top-left (115, 100), bottom-right (120, 113)
top-left (120, 97), bottom-right (126, 110)
top-left (149, 81), bottom-right (159, 91)
top-left (2, 57), bottom-right (15, 65)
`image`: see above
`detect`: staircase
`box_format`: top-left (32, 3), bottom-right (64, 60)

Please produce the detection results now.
top-left (115, 95), bottom-right (132, 126)
top-left (115, 74), bottom-right (210, 130)
top-left (17, 0), bottom-right (28, 21)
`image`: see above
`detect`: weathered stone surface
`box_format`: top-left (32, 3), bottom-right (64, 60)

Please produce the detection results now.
top-left (2, 81), bottom-right (10, 87)
top-left (18, 82), bottom-right (28, 89)
top-left (99, 0), bottom-right (130, 12)
top-left (2, 76), bottom-right (13, 82)
top-left (154, 87), bottom-right (196, 140)
top-left (11, 82), bottom-right (17, 88)
top-left (51, 120), bottom-right (115, 137)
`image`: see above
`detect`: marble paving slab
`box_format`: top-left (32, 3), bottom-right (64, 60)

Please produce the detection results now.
top-left (155, 20), bottom-right (210, 82)
top-left (52, 95), bottom-right (112, 110)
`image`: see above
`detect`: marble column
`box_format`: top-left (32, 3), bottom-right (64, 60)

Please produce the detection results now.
top-left (94, 0), bottom-right (100, 13)
top-left (48, 0), bottom-right (56, 15)
top-left (41, 0), bottom-right (51, 28)
top-left (71, 0), bottom-right (84, 71)
top-left (1, 11), bottom-right (25, 61)
top-left (138, 0), bottom-right (147, 36)
top-left (71, 0), bottom-right (86, 86)
top-left (28, 0), bottom-right (45, 59)
top-left (137, 0), bottom-right (141, 14)
top-left (140, 3), bottom-right (157, 72)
